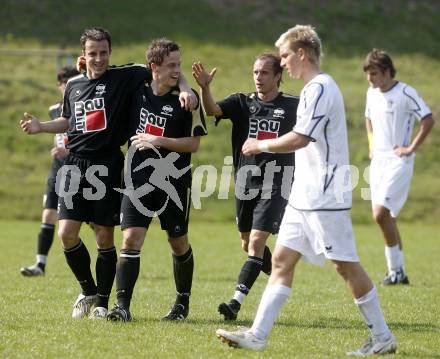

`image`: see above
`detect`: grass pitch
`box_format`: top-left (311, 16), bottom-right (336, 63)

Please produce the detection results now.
top-left (0, 220), bottom-right (439, 358)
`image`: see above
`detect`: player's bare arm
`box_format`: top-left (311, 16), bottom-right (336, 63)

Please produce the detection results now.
top-left (20, 113), bottom-right (69, 134)
top-left (393, 115), bottom-right (434, 157)
top-left (242, 131), bottom-right (310, 156)
top-left (191, 62), bottom-right (222, 117)
top-left (177, 73), bottom-right (198, 111)
top-left (131, 133), bottom-right (200, 153)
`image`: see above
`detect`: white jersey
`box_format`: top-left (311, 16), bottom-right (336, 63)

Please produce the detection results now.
top-left (365, 81), bottom-right (431, 157)
top-left (289, 73), bottom-right (351, 211)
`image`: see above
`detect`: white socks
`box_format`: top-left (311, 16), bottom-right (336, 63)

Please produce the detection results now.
top-left (36, 254), bottom-right (47, 264)
top-left (233, 291), bottom-right (246, 304)
top-left (355, 286), bottom-right (391, 341)
top-left (384, 244), bottom-right (402, 272)
top-left (251, 284), bottom-right (291, 340)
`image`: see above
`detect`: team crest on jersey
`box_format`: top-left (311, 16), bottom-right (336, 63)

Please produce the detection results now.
top-left (137, 108), bottom-right (167, 136)
top-left (74, 98), bottom-right (107, 132)
top-left (248, 118), bottom-right (280, 140)
top-left (249, 105), bottom-right (257, 114)
top-left (95, 84), bottom-right (106, 96)
top-left (75, 89), bottom-right (82, 97)
top-left (161, 105), bottom-right (174, 116)
top-left (273, 108), bottom-right (285, 118)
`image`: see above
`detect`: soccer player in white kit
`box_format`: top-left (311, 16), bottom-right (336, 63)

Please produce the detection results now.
top-left (363, 49), bottom-right (434, 286)
top-left (216, 25), bottom-right (396, 356)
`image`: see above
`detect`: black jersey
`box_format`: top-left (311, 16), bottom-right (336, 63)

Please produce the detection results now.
top-left (62, 64), bottom-right (152, 156)
top-left (217, 92), bottom-right (299, 189)
top-left (129, 83), bottom-right (207, 185)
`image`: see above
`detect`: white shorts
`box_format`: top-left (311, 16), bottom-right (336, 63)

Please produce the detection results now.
top-left (276, 205), bottom-right (359, 266)
top-left (370, 154), bottom-right (414, 217)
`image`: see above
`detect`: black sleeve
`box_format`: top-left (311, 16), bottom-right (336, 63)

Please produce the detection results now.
top-left (61, 83), bottom-right (72, 119)
top-left (215, 93), bottom-right (241, 125)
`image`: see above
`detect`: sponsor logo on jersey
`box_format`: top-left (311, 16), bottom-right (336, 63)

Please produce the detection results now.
top-left (95, 84), bottom-right (106, 96)
top-left (74, 98), bottom-right (107, 133)
top-left (136, 108), bottom-right (167, 136)
top-left (161, 105), bottom-right (174, 116)
top-left (248, 118), bottom-right (280, 140)
top-left (273, 108), bottom-right (285, 118)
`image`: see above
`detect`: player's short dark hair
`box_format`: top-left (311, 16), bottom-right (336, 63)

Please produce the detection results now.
top-left (147, 38), bottom-right (180, 68)
top-left (363, 49), bottom-right (396, 78)
top-left (80, 27), bottom-right (112, 51)
top-left (57, 65), bottom-right (80, 84)
top-left (255, 53), bottom-right (283, 86)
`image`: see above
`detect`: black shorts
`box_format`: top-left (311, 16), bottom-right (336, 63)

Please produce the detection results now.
top-left (57, 151), bottom-right (124, 226)
top-left (235, 187), bottom-right (287, 234)
top-left (120, 180), bottom-right (191, 238)
top-left (43, 158), bottom-right (64, 210)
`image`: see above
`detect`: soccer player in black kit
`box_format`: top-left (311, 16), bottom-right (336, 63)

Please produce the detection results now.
top-left (107, 38), bottom-right (207, 322)
top-left (192, 54), bottom-right (298, 320)
top-left (20, 28), bottom-right (196, 319)
top-left (20, 66), bottom-right (79, 277)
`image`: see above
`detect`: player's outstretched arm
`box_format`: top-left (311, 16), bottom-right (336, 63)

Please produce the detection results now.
top-left (20, 113), bottom-right (69, 134)
top-left (242, 132), bottom-right (310, 156)
top-left (192, 62), bottom-right (222, 117)
top-left (393, 115), bottom-right (435, 157)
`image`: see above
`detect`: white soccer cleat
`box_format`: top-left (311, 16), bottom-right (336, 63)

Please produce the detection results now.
top-left (20, 264), bottom-right (44, 277)
top-left (72, 294), bottom-right (96, 318)
top-left (347, 334), bottom-right (397, 356)
top-left (88, 306), bottom-right (108, 319)
top-left (216, 328), bottom-right (267, 350)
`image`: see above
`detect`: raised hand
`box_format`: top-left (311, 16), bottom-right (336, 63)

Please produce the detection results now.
top-left (192, 62), bottom-right (217, 88)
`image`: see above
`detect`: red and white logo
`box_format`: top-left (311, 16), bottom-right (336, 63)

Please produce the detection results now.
top-left (74, 98), bottom-right (107, 133)
top-left (136, 108), bottom-right (167, 136)
top-left (248, 118), bottom-right (280, 140)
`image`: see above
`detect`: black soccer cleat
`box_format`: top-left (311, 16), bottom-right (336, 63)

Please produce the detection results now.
top-left (382, 269), bottom-right (409, 286)
top-left (161, 303), bottom-right (189, 321)
top-left (107, 304), bottom-right (132, 322)
top-left (218, 299), bottom-right (241, 321)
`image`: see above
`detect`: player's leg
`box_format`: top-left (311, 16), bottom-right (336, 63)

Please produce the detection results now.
top-left (219, 229), bottom-right (271, 320)
top-left (217, 244), bottom-right (300, 349)
top-left (20, 165), bottom-right (59, 276)
top-left (91, 224), bottom-right (116, 317)
top-left (333, 260), bottom-right (396, 356)
top-left (370, 156), bottom-right (412, 285)
top-left (162, 233), bottom-right (193, 321)
top-left (107, 226), bottom-right (147, 322)
top-left (59, 218), bottom-right (97, 318)
top-left (372, 205), bottom-right (408, 285)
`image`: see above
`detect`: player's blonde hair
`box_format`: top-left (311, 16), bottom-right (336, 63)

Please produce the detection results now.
top-left (275, 25), bottom-right (322, 65)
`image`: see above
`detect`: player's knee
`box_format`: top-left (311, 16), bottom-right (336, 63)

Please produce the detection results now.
top-left (248, 237), bottom-right (265, 256)
top-left (58, 227), bottom-right (78, 248)
top-left (94, 228), bottom-right (114, 249)
top-left (168, 235), bottom-right (189, 255)
top-left (122, 236), bottom-right (143, 250)
top-left (333, 262), bottom-right (349, 280)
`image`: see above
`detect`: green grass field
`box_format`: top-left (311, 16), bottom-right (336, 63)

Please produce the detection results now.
top-left (1, 220), bottom-right (439, 358)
